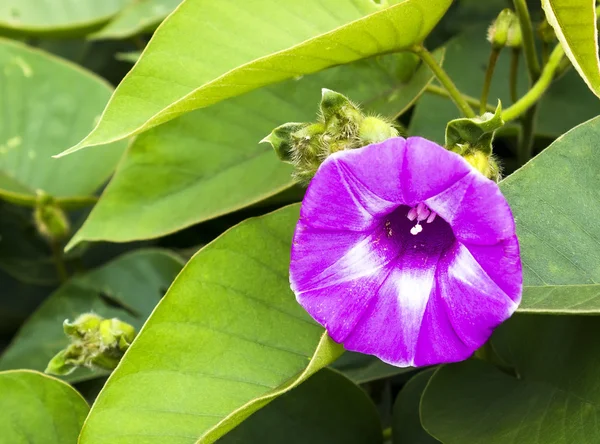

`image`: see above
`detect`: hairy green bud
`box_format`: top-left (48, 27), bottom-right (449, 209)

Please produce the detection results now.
top-left (261, 89), bottom-right (399, 185)
top-left (487, 9), bottom-right (521, 49)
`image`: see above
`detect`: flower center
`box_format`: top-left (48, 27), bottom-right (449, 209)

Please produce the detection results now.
top-left (406, 203), bottom-right (437, 236)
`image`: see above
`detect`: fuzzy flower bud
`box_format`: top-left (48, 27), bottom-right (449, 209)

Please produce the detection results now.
top-left (261, 89), bottom-right (399, 185)
top-left (34, 192), bottom-right (70, 242)
top-left (45, 313), bottom-right (136, 376)
top-left (487, 9), bottom-right (521, 49)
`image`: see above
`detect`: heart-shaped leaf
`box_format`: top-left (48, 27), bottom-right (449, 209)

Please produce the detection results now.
top-left (78, 204), bottom-right (345, 444)
top-left (392, 369), bottom-right (439, 444)
top-left (0, 369), bottom-right (89, 444)
top-left (333, 351), bottom-right (413, 384)
top-left (0, 38), bottom-right (127, 208)
top-left (60, 0), bottom-right (452, 154)
top-left (0, 249), bottom-right (183, 383)
top-left (499, 116), bottom-right (600, 313)
top-left (0, 0), bottom-right (128, 37)
top-left (219, 369), bottom-right (382, 443)
top-left (90, 0), bottom-right (182, 40)
top-left (421, 315), bottom-right (600, 443)
top-left (65, 50), bottom-right (440, 247)
top-left (542, 0), bottom-right (600, 99)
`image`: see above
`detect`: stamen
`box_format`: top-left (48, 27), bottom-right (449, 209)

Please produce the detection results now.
top-left (426, 211), bottom-right (437, 224)
top-left (407, 207), bottom-right (418, 221)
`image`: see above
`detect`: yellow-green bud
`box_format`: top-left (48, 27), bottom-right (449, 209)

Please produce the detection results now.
top-left (359, 116), bottom-right (399, 144)
top-left (320, 88), bottom-right (363, 138)
top-left (538, 19), bottom-right (555, 43)
top-left (34, 193), bottom-right (70, 242)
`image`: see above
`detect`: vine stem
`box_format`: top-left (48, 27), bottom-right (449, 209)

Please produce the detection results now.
top-left (502, 43), bottom-right (564, 122)
top-left (509, 49), bottom-right (520, 104)
top-left (412, 45), bottom-right (476, 118)
top-left (51, 241), bottom-right (68, 283)
top-left (425, 84), bottom-right (495, 112)
top-left (513, 0), bottom-right (541, 81)
top-left (480, 48), bottom-right (501, 115)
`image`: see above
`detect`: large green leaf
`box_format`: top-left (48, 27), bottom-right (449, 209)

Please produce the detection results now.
top-left (0, 269), bottom-right (49, 336)
top-left (333, 351), bottom-right (413, 384)
top-left (65, 50), bottom-right (440, 247)
top-left (0, 38), bottom-right (127, 208)
top-left (78, 204), bottom-right (344, 444)
top-left (409, 25), bottom-right (600, 144)
top-left (0, 369), bottom-right (89, 444)
top-left (542, 0), bottom-right (600, 99)
top-left (0, 249), bottom-right (183, 383)
top-left (91, 0), bottom-right (183, 40)
top-left (391, 369), bottom-right (439, 444)
top-left (61, 0), bottom-right (452, 154)
top-left (0, 0), bottom-right (127, 37)
top-left (421, 315), bottom-right (600, 443)
top-left (219, 369), bottom-right (382, 443)
top-left (499, 116), bottom-right (600, 313)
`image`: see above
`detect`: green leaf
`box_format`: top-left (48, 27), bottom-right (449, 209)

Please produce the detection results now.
top-left (391, 369), bottom-right (439, 444)
top-left (0, 369), bottom-right (89, 444)
top-left (0, 269), bottom-right (49, 335)
top-left (542, 0), bottom-right (600, 99)
top-left (90, 0), bottom-right (182, 40)
top-left (499, 116), bottom-right (600, 313)
top-left (78, 204), bottom-right (345, 444)
top-left (333, 351), bottom-right (413, 384)
top-left (0, 0), bottom-right (128, 37)
top-left (65, 50), bottom-right (440, 247)
top-left (421, 315), bottom-right (600, 444)
top-left (0, 249), bottom-right (183, 383)
top-left (409, 25), bottom-right (600, 144)
top-left (0, 38), bottom-right (127, 208)
top-left (219, 369), bottom-right (382, 443)
top-left (60, 0), bottom-right (452, 154)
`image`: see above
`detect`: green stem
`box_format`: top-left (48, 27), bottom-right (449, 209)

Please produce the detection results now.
top-left (509, 49), bottom-right (520, 104)
top-left (518, 105), bottom-right (538, 165)
top-left (480, 48), bottom-right (501, 115)
top-left (412, 45), bottom-right (476, 118)
top-left (502, 43), bottom-right (564, 122)
top-left (425, 84), bottom-right (495, 112)
top-left (383, 427), bottom-right (392, 440)
top-left (51, 241), bottom-right (68, 283)
top-left (513, 0), bottom-right (541, 81)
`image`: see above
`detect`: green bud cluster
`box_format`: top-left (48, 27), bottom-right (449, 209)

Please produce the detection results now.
top-left (45, 313), bottom-right (136, 376)
top-left (34, 192), bottom-right (70, 242)
top-left (487, 9), bottom-right (522, 49)
top-left (262, 89), bottom-right (400, 184)
top-left (445, 102), bottom-right (504, 182)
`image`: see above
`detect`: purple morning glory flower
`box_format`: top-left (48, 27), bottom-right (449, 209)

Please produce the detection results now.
top-left (290, 137), bottom-right (522, 367)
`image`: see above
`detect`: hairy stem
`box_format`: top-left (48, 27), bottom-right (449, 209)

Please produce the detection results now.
top-left (513, 0), bottom-right (541, 81)
top-left (518, 106), bottom-right (538, 165)
top-left (412, 45), bottom-right (476, 118)
top-left (425, 84), bottom-right (495, 112)
top-left (502, 43), bottom-right (564, 122)
top-left (480, 48), bottom-right (501, 115)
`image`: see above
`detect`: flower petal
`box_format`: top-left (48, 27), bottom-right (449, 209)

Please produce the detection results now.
top-left (400, 137), bottom-right (471, 205)
top-left (425, 171), bottom-right (516, 245)
top-left (300, 142), bottom-right (403, 232)
top-left (435, 243), bottom-right (518, 350)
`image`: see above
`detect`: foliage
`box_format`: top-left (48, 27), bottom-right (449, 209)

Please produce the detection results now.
top-left (1, 1), bottom-right (600, 443)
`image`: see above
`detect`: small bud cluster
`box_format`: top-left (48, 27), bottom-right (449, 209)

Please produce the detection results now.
top-left (45, 313), bottom-right (136, 376)
top-left (262, 89), bottom-right (400, 184)
top-left (487, 9), bottom-right (522, 49)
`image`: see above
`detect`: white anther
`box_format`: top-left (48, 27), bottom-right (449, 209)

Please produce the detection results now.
top-left (410, 223), bottom-right (423, 235)
top-left (407, 207), bottom-right (418, 221)
top-left (426, 211), bottom-right (437, 224)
